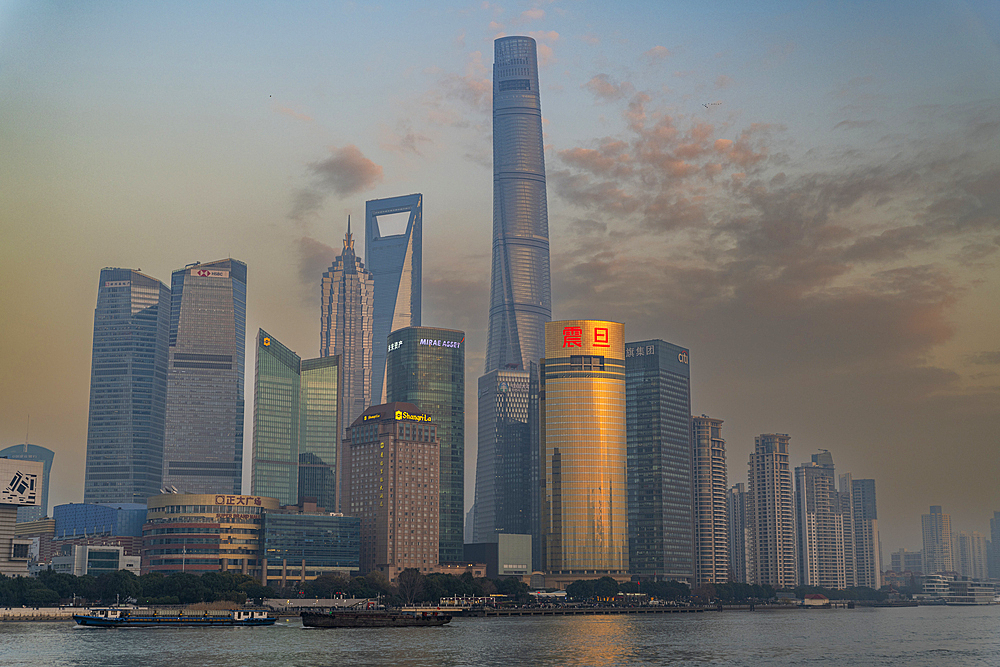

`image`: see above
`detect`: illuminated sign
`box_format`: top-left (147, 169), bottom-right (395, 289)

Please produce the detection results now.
top-left (191, 269), bottom-right (229, 278)
top-left (394, 410), bottom-right (431, 422)
top-left (418, 338), bottom-right (462, 349)
top-left (363, 413), bottom-right (381, 421)
top-left (562, 327), bottom-right (583, 348)
top-left (262, 337), bottom-right (271, 346)
top-left (387, 340), bottom-right (403, 353)
top-left (593, 327), bottom-right (610, 348)
top-left (104, 281), bottom-right (131, 288)
top-left (213, 495), bottom-right (263, 506)
top-left (678, 350), bottom-right (689, 364)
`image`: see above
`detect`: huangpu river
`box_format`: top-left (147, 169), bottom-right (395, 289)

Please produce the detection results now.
top-left (2, 605), bottom-right (999, 666)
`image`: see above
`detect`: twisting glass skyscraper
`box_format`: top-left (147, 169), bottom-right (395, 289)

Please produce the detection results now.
top-left (321, 221), bottom-right (374, 449)
top-left (474, 36), bottom-right (551, 558)
top-left (84, 268), bottom-right (170, 504)
top-left (486, 36), bottom-right (551, 372)
top-left (162, 258), bottom-right (247, 495)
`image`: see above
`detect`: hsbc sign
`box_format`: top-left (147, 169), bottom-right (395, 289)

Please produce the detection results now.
top-left (191, 269), bottom-right (229, 278)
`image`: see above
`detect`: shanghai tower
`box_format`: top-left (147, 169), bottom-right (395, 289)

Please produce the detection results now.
top-left (485, 36), bottom-right (551, 372)
top-left (473, 36), bottom-right (549, 564)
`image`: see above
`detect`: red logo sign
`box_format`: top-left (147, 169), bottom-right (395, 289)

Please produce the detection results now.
top-left (562, 326), bottom-right (583, 348)
top-left (197, 269), bottom-right (210, 277)
top-left (593, 328), bottom-right (610, 348)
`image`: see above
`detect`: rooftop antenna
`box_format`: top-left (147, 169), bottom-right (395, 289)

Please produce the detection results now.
top-left (25, 413), bottom-right (29, 446)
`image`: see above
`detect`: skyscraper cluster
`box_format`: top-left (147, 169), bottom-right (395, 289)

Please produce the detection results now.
top-left (63, 34), bottom-right (907, 591)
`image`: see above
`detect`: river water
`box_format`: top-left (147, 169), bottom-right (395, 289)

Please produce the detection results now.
top-left (2, 606), bottom-right (999, 666)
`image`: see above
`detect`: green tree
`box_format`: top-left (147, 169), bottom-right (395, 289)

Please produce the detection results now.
top-left (95, 570), bottom-right (140, 603)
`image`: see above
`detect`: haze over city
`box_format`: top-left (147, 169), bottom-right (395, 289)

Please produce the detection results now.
top-left (2, 0), bottom-right (998, 558)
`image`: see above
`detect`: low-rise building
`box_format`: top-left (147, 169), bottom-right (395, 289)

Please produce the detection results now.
top-left (261, 508), bottom-right (361, 588)
top-left (51, 544), bottom-right (140, 576)
top-left (142, 493), bottom-right (280, 577)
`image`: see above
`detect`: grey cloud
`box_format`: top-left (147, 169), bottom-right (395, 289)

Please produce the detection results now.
top-left (967, 352), bottom-right (1000, 366)
top-left (309, 145), bottom-right (383, 196)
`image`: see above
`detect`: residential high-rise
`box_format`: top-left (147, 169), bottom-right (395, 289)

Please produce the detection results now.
top-left (366, 194), bottom-right (422, 403)
top-left (162, 259), bottom-right (247, 495)
top-left (922, 505), bottom-right (953, 574)
top-left (251, 330), bottom-right (339, 509)
top-left (850, 477), bottom-right (881, 589)
top-left (540, 321), bottom-right (627, 580)
top-left (485, 35), bottom-right (551, 372)
top-left (953, 530), bottom-right (987, 580)
top-left (320, 222), bottom-right (374, 451)
top-left (692, 415), bottom-right (728, 585)
top-left (727, 483), bottom-right (751, 582)
top-left (84, 268), bottom-right (170, 504)
top-left (749, 434), bottom-right (796, 588)
top-left (342, 403), bottom-right (440, 583)
top-left (795, 451), bottom-right (852, 589)
top-left (384, 327), bottom-right (465, 564)
top-left (626, 339), bottom-right (695, 583)
top-left (1, 445), bottom-right (54, 522)
top-left (990, 512), bottom-right (1000, 579)
top-left (890, 548), bottom-right (923, 573)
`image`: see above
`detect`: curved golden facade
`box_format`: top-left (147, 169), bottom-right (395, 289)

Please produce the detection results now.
top-left (541, 320), bottom-right (627, 575)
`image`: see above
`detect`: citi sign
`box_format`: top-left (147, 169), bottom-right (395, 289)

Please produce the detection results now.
top-left (678, 350), bottom-right (689, 364)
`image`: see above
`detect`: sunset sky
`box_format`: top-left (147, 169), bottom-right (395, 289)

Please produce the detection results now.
top-left (2, 0), bottom-right (998, 556)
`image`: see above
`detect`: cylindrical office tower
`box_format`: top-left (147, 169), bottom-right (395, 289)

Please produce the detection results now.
top-left (540, 320), bottom-right (628, 577)
top-left (486, 36), bottom-right (552, 372)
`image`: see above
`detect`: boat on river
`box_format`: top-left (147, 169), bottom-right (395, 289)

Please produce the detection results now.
top-left (73, 607), bottom-right (276, 627)
top-left (301, 608), bottom-right (452, 628)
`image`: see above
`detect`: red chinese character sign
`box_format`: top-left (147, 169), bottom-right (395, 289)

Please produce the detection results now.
top-left (562, 326), bottom-right (583, 348)
top-left (593, 327), bottom-right (610, 348)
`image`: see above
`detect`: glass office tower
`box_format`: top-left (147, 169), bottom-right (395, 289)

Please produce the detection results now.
top-left (385, 326), bottom-right (464, 564)
top-left (84, 268), bottom-right (170, 504)
top-left (625, 339), bottom-right (695, 582)
top-left (1, 444), bottom-right (55, 522)
top-left (162, 258), bottom-right (247, 495)
top-left (366, 194), bottom-right (422, 403)
top-left (540, 321), bottom-right (627, 577)
top-left (486, 36), bottom-right (551, 373)
top-left (251, 330), bottom-right (339, 510)
top-left (320, 222), bottom-right (374, 450)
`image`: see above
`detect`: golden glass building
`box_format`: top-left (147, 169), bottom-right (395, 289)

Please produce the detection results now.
top-left (540, 320), bottom-right (627, 578)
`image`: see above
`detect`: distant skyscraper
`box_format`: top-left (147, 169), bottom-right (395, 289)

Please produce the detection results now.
top-left (162, 259), bottom-right (247, 495)
top-left (251, 330), bottom-right (339, 509)
top-left (385, 327), bottom-right (465, 564)
top-left (692, 415), bottom-right (728, 585)
top-left (749, 434), bottom-right (796, 588)
top-left (626, 339), bottom-right (695, 583)
top-left (84, 268), bottom-right (170, 504)
top-left (1, 445), bottom-right (54, 522)
top-left (727, 483), bottom-right (751, 583)
top-left (541, 321), bottom-right (627, 579)
top-left (320, 222), bottom-right (374, 449)
top-left (366, 194), bottom-right (422, 403)
top-left (890, 548), bottom-right (924, 573)
top-left (990, 512), bottom-right (1000, 579)
top-left (922, 505), bottom-right (953, 574)
top-left (795, 451), bottom-right (852, 589)
top-left (486, 35), bottom-right (551, 372)
top-left (953, 530), bottom-right (987, 580)
top-left (850, 477), bottom-right (881, 589)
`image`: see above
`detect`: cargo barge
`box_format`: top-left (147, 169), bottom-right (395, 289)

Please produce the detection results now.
top-left (301, 608), bottom-right (451, 628)
top-left (73, 607), bottom-right (276, 627)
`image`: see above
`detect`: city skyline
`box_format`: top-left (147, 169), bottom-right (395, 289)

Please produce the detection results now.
top-left (2, 1), bottom-right (999, 556)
